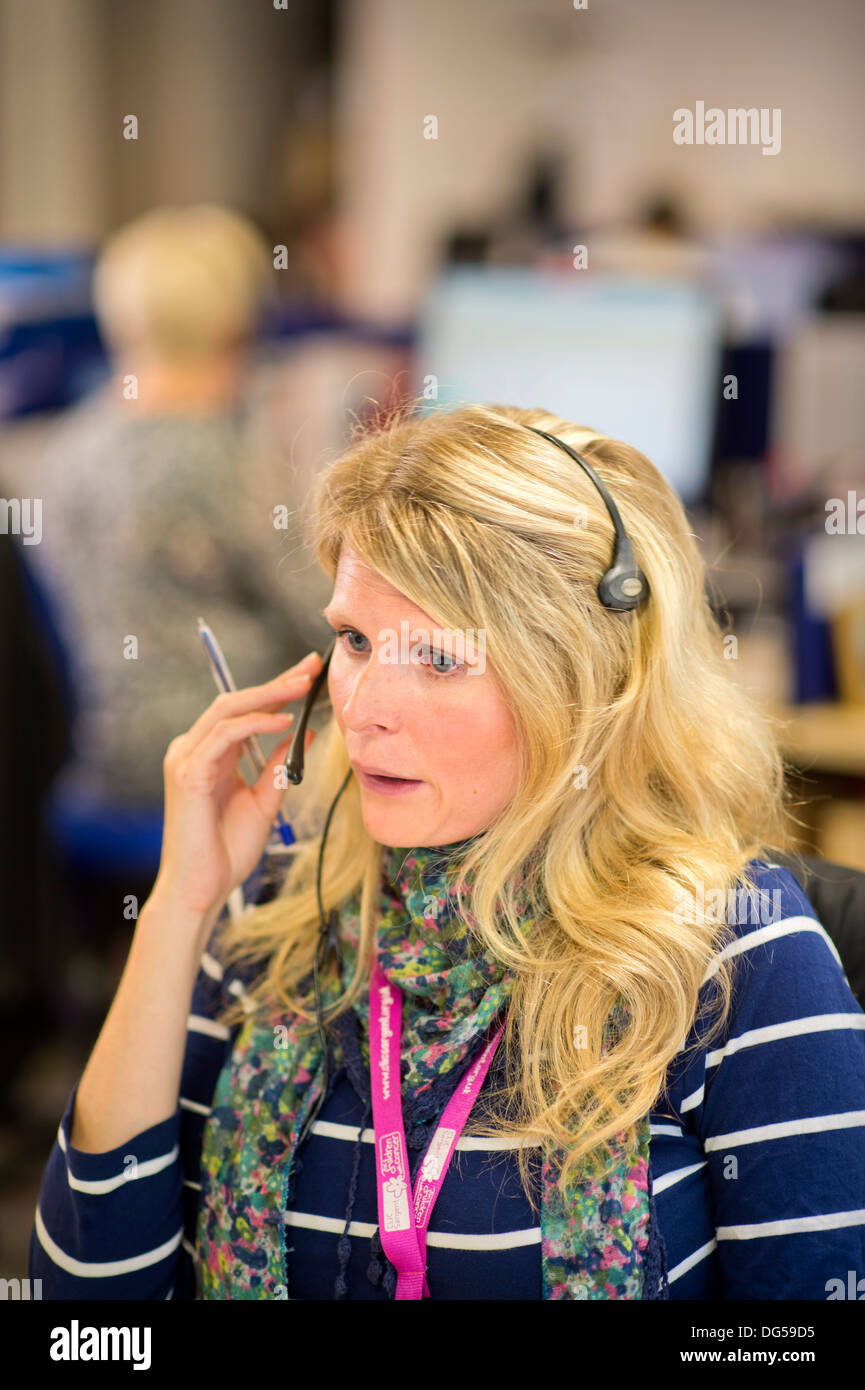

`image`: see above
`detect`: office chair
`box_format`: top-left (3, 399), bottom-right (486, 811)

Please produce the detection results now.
top-left (773, 850), bottom-right (865, 1005)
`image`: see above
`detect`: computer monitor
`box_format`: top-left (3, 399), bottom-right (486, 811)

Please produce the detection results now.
top-left (414, 266), bottom-right (724, 505)
top-left (770, 313), bottom-right (865, 495)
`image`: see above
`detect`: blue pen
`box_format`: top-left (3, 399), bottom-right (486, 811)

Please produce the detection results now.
top-left (197, 617), bottom-right (295, 847)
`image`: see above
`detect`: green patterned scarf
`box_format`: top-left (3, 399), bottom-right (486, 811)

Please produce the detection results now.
top-left (195, 841), bottom-right (667, 1299)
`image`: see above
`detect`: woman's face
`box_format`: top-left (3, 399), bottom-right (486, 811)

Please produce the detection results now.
top-left (324, 545), bottom-right (521, 848)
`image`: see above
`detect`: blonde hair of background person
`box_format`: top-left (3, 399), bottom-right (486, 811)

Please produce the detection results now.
top-left (91, 203), bottom-right (277, 373)
top-left (206, 401), bottom-right (804, 1204)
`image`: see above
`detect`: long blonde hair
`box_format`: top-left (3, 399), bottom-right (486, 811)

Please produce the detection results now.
top-left (215, 400), bottom-right (801, 1203)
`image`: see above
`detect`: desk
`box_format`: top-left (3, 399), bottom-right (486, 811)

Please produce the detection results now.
top-left (762, 701), bottom-right (865, 776)
top-left (760, 701), bottom-right (865, 870)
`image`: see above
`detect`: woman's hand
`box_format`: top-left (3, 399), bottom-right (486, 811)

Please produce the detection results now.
top-left (152, 651), bottom-right (323, 917)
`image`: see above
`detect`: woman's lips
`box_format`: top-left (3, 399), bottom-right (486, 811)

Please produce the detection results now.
top-left (355, 767), bottom-right (424, 796)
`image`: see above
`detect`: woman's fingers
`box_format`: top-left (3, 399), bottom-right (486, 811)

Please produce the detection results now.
top-left (169, 710), bottom-right (296, 794)
top-left (168, 651), bottom-right (324, 761)
top-left (248, 728), bottom-right (317, 823)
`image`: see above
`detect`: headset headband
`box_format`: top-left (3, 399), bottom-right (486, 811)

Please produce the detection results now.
top-left (524, 425), bottom-right (649, 612)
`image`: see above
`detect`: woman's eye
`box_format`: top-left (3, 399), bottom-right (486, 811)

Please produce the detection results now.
top-left (417, 642), bottom-right (464, 675)
top-left (336, 627), bottom-right (463, 674)
top-left (419, 644), bottom-right (462, 675)
top-left (337, 627), bottom-right (370, 655)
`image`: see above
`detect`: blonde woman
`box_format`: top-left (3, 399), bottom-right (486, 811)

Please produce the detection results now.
top-left (24, 203), bottom-right (329, 809)
top-left (30, 404), bottom-right (865, 1300)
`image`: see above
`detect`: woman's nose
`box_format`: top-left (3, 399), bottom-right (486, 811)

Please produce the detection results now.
top-left (338, 646), bottom-right (403, 734)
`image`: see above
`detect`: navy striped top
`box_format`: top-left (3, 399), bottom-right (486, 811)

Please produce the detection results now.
top-left (29, 860), bottom-right (865, 1299)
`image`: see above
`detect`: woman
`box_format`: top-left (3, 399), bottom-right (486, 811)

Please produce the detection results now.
top-left (30, 403), bottom-right (865, 1300)
top-left (23, 202), bottom-right (331, 808)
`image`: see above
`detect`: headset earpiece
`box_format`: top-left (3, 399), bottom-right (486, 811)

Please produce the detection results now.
top-left (597, 536), bottom-right (649, 610)
top-left (525, 425), bottom-right (649, 613)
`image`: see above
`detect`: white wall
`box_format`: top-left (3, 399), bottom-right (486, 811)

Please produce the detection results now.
top-left (0, 0), bottom-right (110, 243)
top-left (335, 0), bottom-right (865, 321)
top-left (0, 0), bottom-right (315, 242)
top-left (1, 0), bottom-right (862, 319)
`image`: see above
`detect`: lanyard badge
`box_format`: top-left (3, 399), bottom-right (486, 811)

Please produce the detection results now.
top-left (368, 958), bottom-right (506, 1300)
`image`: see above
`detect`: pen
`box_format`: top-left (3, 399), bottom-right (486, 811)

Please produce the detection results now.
top-left (197, 616), bottom-right (295, 847)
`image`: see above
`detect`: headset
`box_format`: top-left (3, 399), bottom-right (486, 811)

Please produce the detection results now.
top-left (524, 425), bottom-right (649, 611)
top-left (282, 427), bottom-right (649, 1143)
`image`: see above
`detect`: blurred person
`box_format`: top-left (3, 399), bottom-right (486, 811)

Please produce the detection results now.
top-left (267, 81), bottom-right (348, 310)
top-left (585, 194), bottom-right (712, 280)
top-left (22, 203), bottom-right (332, 820)
top-left (29, 403), bottom-right (865, 1301)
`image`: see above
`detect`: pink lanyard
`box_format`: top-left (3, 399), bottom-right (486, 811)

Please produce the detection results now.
top-left (368, 957), bottom-right (506, 1300)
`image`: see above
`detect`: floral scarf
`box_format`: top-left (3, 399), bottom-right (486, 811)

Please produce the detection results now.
top-left (195, 841), bottom-right (669, 1299)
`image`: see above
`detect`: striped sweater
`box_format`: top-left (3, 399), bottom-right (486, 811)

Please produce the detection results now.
top-left (29, 860), bottom-right (865, 1299)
